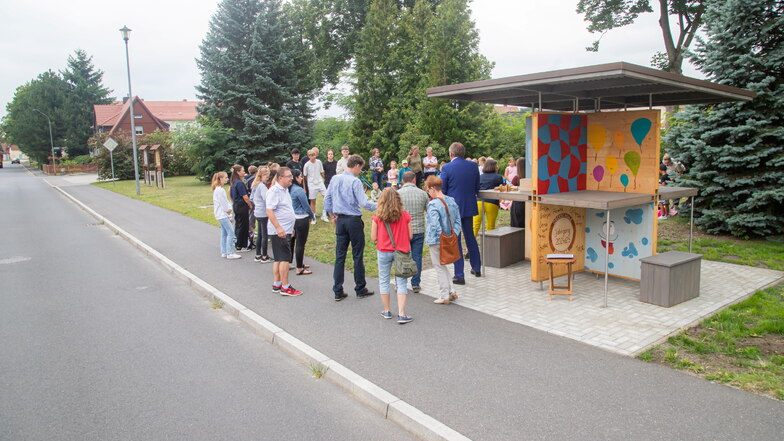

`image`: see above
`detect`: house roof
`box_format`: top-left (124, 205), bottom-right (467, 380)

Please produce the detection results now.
top-left (426, 62), bottom-right (755, 111)
top-left (94, 99), bottom-right (200, 128)
top-left (94, 97), bottom-right (170, 134)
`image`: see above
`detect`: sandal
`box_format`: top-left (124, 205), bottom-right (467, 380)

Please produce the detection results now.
top-left (296, 269), bottom-right (313, 275)
top-left (434, 298), bottom-right (450, 305)
top-left (449, 292), bottom-right (458, 301)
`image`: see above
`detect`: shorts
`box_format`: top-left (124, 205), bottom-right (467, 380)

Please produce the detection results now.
top-left (270, 235), bottom-right (292, 262)
top-left (308, 182), bottom-right (327, 200)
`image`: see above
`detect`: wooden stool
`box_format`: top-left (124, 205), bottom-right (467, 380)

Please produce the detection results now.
top-left (545, 257), bottom-right (576, 301)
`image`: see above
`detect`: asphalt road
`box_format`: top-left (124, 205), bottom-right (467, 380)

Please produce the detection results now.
top-left (48, 168), bottom-right (784, 441)
top-left (0, 164), bottom-right (415, 441)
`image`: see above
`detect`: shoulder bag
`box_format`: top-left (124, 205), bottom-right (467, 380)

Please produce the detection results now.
top-left (437, 198), bottom-right (461, 265)
top-left (384, 221), bottom-right (419, 278)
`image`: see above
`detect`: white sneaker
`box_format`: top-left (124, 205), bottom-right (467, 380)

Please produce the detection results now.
top-left (311, 219), bottom-right (317, 225)
top-left (226, 253), bottom-right (242, 259)
top-left (221, 254), bottom-right (227, 258)
top-left (321, 216), bottom-right (329, 223)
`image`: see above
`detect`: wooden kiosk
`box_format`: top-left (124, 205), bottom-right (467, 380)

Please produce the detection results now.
top-left (427, 62), bottom-right (754, 306)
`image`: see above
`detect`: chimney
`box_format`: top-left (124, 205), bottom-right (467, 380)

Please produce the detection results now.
top-left (122, 96), bottom-right (129, 104)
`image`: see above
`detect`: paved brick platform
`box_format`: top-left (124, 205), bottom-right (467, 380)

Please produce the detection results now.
top-left (417, 259), bottom-right (783, 356)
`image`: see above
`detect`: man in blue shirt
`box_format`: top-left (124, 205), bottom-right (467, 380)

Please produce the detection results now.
top-left (440, 142), bottom-right (481, 284)
top-left (324, 154), bottom-right (377, 301)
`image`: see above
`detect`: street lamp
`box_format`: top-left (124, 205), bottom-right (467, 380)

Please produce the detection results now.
top-left (120, 25), bottom-right (141, 195)
top-left (33, 108), bottom-right (56, 174)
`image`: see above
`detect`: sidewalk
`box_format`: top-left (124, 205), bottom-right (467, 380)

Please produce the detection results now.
top-left (57, 180), bottom-right (784, 440)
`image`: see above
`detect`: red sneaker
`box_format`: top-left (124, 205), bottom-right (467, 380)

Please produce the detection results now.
top-left (279, 285), bottom-right (303, 296)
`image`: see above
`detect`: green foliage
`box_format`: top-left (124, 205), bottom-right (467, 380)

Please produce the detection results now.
top-left (312, 117), bottom-right (352, 153)
top-left (185, 119), bottom-right (239, 181)
top-left (663, 0), bottom-right (784, 237)
top-left (61, 50), bottom-right (113, 157)
top-left (576, 0), bottom-right (706, 73)
top-left (350, 0), bottom-right (497, 164)
top-left (2, 71), bottom-right (69, 165)
top-left (196, 0), bottom-right (314, 171)
top-left (90, 132), bottom-right (138, 181)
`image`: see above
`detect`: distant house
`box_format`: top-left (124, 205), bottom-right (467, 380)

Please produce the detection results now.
top-left (1, 143), bottom-right (24, 161)
top-left (93, 98), bottom-right (202, 135)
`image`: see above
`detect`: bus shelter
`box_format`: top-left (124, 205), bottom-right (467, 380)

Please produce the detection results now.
top-left (427, 62), bottom-right (754, 307)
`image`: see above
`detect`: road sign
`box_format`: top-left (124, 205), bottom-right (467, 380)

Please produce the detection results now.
top-left (103, 138), bottom-right (118, 152)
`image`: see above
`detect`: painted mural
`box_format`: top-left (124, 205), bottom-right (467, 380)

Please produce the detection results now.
top-left (535, 113), bottom-right (587, 195)
top-left (530, 203), bottom-right (586, 282)
top-left (584, 203), bottom-right (655, 280)
top-left (585, 110), bottom-right (660, 194)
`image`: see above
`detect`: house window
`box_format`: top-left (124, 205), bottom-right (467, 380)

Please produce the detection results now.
top-left (135, 126), bottom-right (144, 135)
top-left (134, 114), bottom-right (143, 119)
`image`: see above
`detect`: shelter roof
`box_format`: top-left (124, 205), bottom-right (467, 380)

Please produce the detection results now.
top-left (426, 62), bottom-right (755, 111)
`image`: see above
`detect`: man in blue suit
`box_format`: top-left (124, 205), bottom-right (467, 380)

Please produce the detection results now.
top-left (440, 142), bottom-right (481, 284)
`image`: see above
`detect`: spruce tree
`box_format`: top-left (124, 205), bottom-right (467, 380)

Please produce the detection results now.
top-left (61, 50), bottom-right (113, 157)
top-left (197, 0), bottom-right (313, 166)
top-left (664, 0), bottom-right (783, 237)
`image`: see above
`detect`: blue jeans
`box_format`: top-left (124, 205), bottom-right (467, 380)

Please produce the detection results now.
top-left (333, 216), bottom-right (367, 294)
top-left (454, 216), bottom-right (481, 278)
top-left (410, 233), bottom-right (424, 287)
top-left (377, 250), bottom-right (408, 295)
top-left (218, 217), bottom-right (233, 255)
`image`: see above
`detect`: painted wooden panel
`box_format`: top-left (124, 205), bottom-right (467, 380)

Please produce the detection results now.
top-left (584, 203), bottom-right (656, 281)
top-left (585, 110), bottom-right (661, 194)
top-left (534, 113), bottom-right (588, 195)
top-left (530, 203), bottom-right (586, 282)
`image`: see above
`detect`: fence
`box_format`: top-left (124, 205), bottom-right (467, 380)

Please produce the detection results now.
top-left (43, 164), bottom-right (98, 175)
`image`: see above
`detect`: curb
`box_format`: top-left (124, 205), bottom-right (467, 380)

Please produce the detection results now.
top-left (52, 184), bottom-right (471, 441)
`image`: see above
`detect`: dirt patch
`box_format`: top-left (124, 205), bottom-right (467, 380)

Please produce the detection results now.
top-left (739, 334), bottom-right (784, 356)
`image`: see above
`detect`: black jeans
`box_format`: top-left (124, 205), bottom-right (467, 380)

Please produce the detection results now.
top-left (255, 217), bottom-right (269, 257)
top-left (415, 171), bottom-right (423, 187)
top-left (510, 201), bottom-right (525, 228)
top-left (233, 203), bottom-right (250, 249)
top-left (333, 216), bottom-right (366, 294)
top-left (289, 217), bottom-right (311, 268)
top-left (371, 170), bottom-right (384, 189)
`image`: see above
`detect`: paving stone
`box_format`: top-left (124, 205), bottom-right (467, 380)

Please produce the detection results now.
top-left (418, 260), bottom-right (783, 356)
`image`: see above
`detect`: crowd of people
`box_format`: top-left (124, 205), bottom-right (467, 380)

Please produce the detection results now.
top-left (211, 142), bottom-right (526, 324)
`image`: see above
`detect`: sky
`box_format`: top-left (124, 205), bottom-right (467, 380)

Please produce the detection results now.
top-left (0, 0), bottom-right (703, 120)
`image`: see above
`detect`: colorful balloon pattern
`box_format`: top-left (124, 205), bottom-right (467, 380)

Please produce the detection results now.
top-left (536, 114), bottom-right (587, 194)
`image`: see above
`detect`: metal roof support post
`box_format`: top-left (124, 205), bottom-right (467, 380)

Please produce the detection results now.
top-left (538, 92), bottom-right (542, 111)
top-left (604, 208), bottom-right (610, 308)
top-left (597, 97), bottom-right (601, 112)
top-left (689, 196), bottom-right (695, 253)
top-left (649, 93), bottom-right (653, 109)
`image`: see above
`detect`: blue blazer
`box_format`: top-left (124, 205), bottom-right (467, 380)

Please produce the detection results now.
top-left (440, 157), bottom-right (480, 218)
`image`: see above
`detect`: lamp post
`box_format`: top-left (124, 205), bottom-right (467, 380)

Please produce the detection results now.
top-left (120, 25), bottom-right (141, 195)
top-left (33, 108), bottom-right (56, 174)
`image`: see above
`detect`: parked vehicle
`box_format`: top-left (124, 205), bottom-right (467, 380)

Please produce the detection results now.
top-left (11, 158), bottom-right (20, 164)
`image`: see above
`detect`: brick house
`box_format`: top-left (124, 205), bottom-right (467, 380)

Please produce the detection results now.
top-left (94, 98), bottom-right (201, 135)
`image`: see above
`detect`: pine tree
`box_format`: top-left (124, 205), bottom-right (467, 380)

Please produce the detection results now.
top-left (664, 0), bottom-right (784, 237)
top-left (196, 0), bottom-right (313, 166)
top-left (61, 50), bottom-right (113, 157)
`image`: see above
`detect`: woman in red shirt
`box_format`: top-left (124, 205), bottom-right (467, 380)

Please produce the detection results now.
top-left (371, 188), bottom-right (414, 324)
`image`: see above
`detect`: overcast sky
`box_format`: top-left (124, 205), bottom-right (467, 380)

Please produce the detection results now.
top-left (0, 0), bottom-right (703, 120)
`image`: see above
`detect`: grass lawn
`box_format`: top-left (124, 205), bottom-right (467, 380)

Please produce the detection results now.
top-left (96, 176), bottom-right (784, 399)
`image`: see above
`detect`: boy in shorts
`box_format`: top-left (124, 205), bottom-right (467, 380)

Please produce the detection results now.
top-left (303, 148), bottom-right (329, 223)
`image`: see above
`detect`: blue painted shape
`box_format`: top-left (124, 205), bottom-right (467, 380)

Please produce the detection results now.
top-left (585, 227), bottom-right (591, 233)
top-left (538, 125), bottom-right (551, 144)
top-left (609, 262), bottom-right (615, 269)
top-left (586, 247), bottom-right (598, 263)
top-left (641, 237), bottom-right (649, 245)
top-left (620, 174), bottom-right (629, 187)
top-left (596, 212), bottom-right (605, 218)
top-left (622, 242), bottom-right (639, 258)
top-left (631, 118), bottom-right (652, 147)
top-left (624, 208), bottom-right (644, 225)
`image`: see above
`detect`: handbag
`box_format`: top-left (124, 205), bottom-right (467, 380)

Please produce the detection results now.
top-left (437, 198), bottom-right (461, 265)
top-left (384, 222), bottom-right (419, 278)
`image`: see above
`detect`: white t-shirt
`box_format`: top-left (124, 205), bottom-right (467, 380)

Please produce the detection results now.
top-left (336, 157), bottom-right (349, 175)
top-left (213, 187), bottom-right (231, 220)
top-left (266, 183), bottom-right (296, 235)
top-left (303, 160), bottom-right (325, 186)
